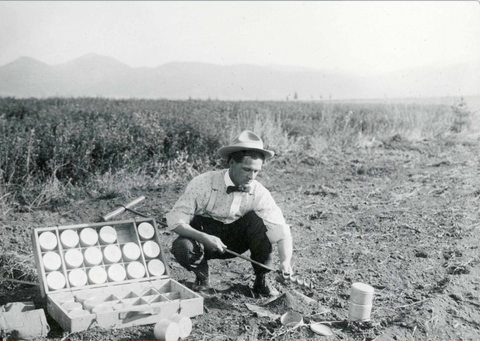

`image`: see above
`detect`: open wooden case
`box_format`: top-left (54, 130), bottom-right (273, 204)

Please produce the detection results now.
top-left (31, 217), bottom-right (203, 332)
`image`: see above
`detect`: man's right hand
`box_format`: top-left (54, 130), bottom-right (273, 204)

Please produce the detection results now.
top-left (172, 223), bottom-right (227, 253)
top-left (200, 234), bottom-right (227, 253)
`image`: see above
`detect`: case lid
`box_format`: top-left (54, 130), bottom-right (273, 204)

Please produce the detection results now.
top-left (31, 218), bottom-right (170, 297)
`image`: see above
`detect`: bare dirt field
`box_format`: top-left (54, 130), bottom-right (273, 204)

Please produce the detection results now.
top-left (1, 134), bottom-right (480, 340)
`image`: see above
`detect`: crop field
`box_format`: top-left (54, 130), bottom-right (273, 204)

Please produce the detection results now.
top-left (1, 96), bottom-right (479, 340)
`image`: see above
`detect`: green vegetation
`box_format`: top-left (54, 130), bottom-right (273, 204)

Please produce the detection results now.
top-left (0, 97), bottom-right (474, 212)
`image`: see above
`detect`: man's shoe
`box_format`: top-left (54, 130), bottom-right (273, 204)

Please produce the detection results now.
top-left (253, 273), bottom-right (280, 297)
top-left (192, 265), bottom-right (211, 292)
top-left (192, 277), bottom-right (211, 291)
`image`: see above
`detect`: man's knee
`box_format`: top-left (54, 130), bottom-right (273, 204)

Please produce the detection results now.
top-left (171, 237), bottom-right (205, 270)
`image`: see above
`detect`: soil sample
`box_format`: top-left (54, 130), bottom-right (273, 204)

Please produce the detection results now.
top-left (263, 291), bottom-right (311, 315)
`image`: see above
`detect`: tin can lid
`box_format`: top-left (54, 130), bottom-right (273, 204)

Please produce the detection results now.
top-left (69, 309), bottom-right (90, 317)
top-left (123, 242), bottom-right (141, 261)
top-left (351, 282), bottom-right (375, 294)
top-left (39, 231), bottom-right (58, 251)
top-left (47, 271), bottom-right (66, 290)
top-left (69, 269), bottom-right (88, 287)
top-left (143, 241), bottom-right (160, 259)
top-left (62, 301), bottom-right (83, 312)
top-left (65, 249), bottom-right (84, 268)
top-left (54, 294), bottom-right (75, 305)
top-left (60, 230), bottom-right (79, 248)
top-left (84, 297), bottom-right (106, 311)
top-left (154, 319), bottom-right (180, 341)
top-left (350, 283), bottom-right (374, 305)
top-left (170, 313), bottom-right (192, 338)
top-left (99, 225), bottom-right (117, 244)
top-left (43, 251), bottom-right (62, 271)
top-left (88, 266), bottom-right (108, 285)
top-left (84, 247), bottom-right (103, 266)
top-left (147, 259), bottom-right (165, 276)
top-left (138, 222), bottom-right (155, 240)
top-left (75, 291), bottom-right (96, 304)
top-left (80, 228), bottom-right (99, 246)
top-left (127, 261), bottom-right (146, 279)
top-left (92, 304), bottom-right (114, 314)
top-left (103, 244), bottom-right (122, 263)
top-left (108, 264), bottom-right (126, 282)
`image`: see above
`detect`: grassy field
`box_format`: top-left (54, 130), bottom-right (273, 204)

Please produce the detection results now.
top-left (1, 95), bottom-right (480, 340)
top-left (0, 96), bottom-right (475, 214)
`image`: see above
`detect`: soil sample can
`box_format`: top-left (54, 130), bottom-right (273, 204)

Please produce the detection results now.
top-left (169, 313), bottom-right (192, 338)
top-left (65, 249), bottom-right (84, 268)
top-left (348, 282), bottom-right (374, 321)
top-left (84, 247), bottom-right (103, 266)
top-left (43, 251), bottom-right (62, 271)
top-left (127, 261), bottom-right (146, 279)
top-left (80, 228), bottom-right (99, 247)
top-left (61, 230), bottom-right (79, 249)
top-left (143, 241), bottom-right (160, 259)
top-left (99, 225), bottom-right (117, 244)
top-left (46, 271), bottom-right (66, 291)
top-left (103, 244), bottom-right (122, 263)
top-left (147, 259), bottom-right (165, 276)
top-left (68, 269), bottom-right (88, 287)
top-left (39, 231), bottom-right (58, 251)
top-left (122, 242), bottom-right (141, 261)
top-left (88, 266), bottom-right (108, 285)
top-left (154, 319), bottom-right (180, 341)
top-left (108, 264), bottom-right (126, 282)
top-left (138, 222), bottom-right (155, 240)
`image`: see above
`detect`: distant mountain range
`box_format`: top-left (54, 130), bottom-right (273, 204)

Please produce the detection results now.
top-left (0, 53), bottom-right (478, 100)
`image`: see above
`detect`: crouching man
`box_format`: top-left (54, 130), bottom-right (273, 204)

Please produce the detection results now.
top-left (166, 131), bottom-right (293, 296)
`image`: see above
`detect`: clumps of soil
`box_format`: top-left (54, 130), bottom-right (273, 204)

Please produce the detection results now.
top-left (262, 291), bottom-right (311, 316)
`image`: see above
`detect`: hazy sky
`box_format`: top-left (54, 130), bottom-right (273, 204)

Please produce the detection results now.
top-left (1, 1), bottom-right (479, 76)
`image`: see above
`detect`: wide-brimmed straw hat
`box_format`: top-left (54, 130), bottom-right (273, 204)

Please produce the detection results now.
top-left (217, 130), bottom-right (275, 160)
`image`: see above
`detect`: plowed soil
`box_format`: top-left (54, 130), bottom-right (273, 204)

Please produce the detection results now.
top-left (1, 134), bottom-right (480, 340)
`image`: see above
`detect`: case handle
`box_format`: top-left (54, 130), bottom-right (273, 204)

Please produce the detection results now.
top-left (98, 196), bottom-right (147, 222)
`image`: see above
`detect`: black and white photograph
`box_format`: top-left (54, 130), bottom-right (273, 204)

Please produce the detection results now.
top-left (0, 1), bottom-right (479, 340)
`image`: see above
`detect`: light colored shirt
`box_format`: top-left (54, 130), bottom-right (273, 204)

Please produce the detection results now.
top-left (166, 169), bottom-right (292, 244)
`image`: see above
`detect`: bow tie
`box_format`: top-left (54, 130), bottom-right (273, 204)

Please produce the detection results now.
top-left (226, 185), bottom-right (251, 194)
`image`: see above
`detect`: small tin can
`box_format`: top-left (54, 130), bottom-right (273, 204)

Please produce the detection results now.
top-left (348, 282), bottom-right (374, 321)
top-left (60, 230), bottom-right (79, 249)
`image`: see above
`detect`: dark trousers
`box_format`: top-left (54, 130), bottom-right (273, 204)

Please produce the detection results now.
top-left (171, 211), bottom-right (274, 275)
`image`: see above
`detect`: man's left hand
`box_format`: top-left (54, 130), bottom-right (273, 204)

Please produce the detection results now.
top-left (280, 261), bottom-right (293, 275)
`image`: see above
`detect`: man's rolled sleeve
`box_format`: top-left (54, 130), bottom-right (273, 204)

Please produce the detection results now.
top-left (255, 191), bottom-right (292, 244)
top-left (166, 200), bottom-right (194, 231)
